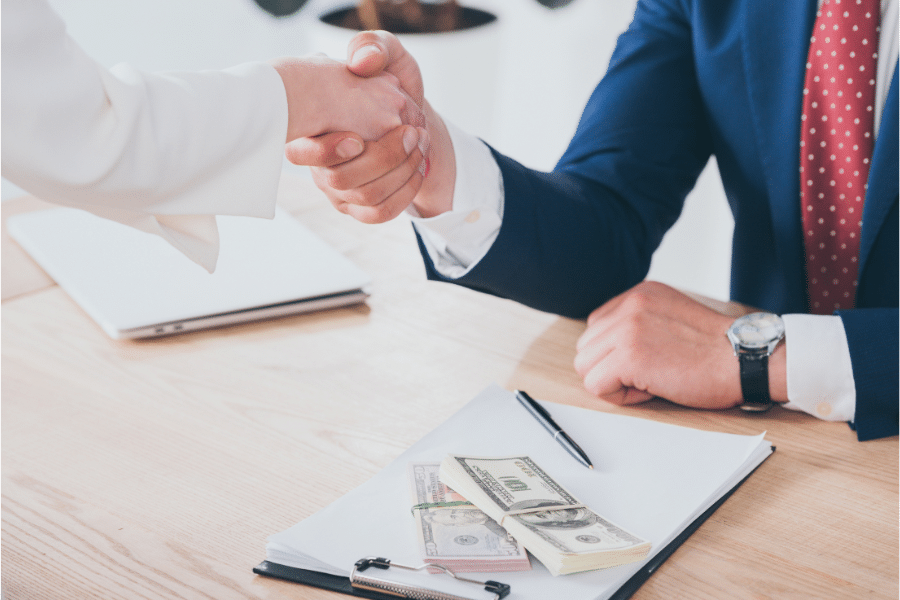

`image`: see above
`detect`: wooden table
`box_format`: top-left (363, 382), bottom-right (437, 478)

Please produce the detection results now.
top-left (3, 175), bottom-right (897, 599)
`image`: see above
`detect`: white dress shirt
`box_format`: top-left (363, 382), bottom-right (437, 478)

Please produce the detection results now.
top-left (411, 0), bottom-right (898, 424)
top-left (1, 0), bottom-right (288, 273)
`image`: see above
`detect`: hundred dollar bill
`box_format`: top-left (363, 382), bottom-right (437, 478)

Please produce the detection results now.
top-left (408, 462), bottom-right (531, 572)
top-left (439, 455), bottom-right (651, 576)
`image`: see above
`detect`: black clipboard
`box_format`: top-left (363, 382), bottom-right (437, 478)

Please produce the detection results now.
top-left (253, 455), bottom-right (772, 600)
top-left (254, 556), bottom-right (510, 600)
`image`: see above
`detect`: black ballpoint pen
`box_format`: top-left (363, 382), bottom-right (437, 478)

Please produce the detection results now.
top-left (514, 390), bottom-right (594, 469)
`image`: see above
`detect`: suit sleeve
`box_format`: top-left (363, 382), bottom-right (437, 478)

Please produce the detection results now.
top-left (417, 0), bottom-right (713, 318)
top-left (839, 309), bottom-right (899, 440)
top-left (0, 0), bottom-right (288, 271)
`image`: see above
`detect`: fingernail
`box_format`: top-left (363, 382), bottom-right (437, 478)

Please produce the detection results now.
top-left (419, 156), bottom-right (430, 178)
top-left (417, 128), bottom-right (430, 155)
top-left (336, 138), bottom-right (364, 159)
top-left (402, 127), bottom-right (419, 155)
top-left (352, 44), bottom-right (380, 64)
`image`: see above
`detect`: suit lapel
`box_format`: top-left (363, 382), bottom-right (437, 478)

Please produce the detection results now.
top-left (859, 64), bottom-right (899, 272)
top-left (740, 0), bottom-right (818, 302)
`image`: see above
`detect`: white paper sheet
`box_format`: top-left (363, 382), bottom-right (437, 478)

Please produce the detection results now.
top-left (266, 384), bottom-right (773, 600)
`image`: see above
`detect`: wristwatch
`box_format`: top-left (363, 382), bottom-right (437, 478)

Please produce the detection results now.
top-left (726, 312), bottom-right (785, 412)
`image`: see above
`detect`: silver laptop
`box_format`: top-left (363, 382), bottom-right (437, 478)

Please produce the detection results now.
top-left (7, 206), bottom-right (371, 339)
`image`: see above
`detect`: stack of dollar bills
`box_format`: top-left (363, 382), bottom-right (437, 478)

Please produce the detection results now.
top-left (439, 455), bottom-right (651, 576)
top-left (408, 462), bottom-right (531, 573)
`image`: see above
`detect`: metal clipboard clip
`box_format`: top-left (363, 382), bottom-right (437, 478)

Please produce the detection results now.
top-left (350, 557), bottom-right (511, 600)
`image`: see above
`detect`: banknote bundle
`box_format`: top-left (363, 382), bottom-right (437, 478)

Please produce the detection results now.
top-left (408, 462), bottom-right (531, 573)
top-left (439, 455), bottom-right (651, 576)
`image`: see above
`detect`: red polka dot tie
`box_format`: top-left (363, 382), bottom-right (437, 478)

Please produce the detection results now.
top-left (800, 0), bottom-right (880, 314)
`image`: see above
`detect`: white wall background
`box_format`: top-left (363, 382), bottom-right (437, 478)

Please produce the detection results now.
top-left (3, 0), bottom-right (734, 300)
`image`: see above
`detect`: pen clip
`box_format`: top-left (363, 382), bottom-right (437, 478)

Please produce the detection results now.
top-left (515, 390), bottom-right (561, 434)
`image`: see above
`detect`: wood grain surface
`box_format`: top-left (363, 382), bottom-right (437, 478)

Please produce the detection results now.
top-left (3, 174), bottom-right (897, 599)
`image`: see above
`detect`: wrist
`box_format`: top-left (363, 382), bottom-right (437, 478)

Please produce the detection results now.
top-left (412, 101), bottom-right (455, 218)
top-left (269, 57), bottom-right (331, 143)
top-left (768, 342), bottom-right (788, 403)
top-left (270, 57), bottom-right (309, 142)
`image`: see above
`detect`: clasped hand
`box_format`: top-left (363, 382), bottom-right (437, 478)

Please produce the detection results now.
top-left (270, 51), bottom-right (421, 143)
top-left (282, 31), bottom-right (450, 223)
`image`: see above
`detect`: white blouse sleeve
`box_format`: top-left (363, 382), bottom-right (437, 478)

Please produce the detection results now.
top-left (1, 0), bottom-right (288, 272)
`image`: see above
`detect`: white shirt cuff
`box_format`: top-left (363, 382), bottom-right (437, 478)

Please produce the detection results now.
top-left (409, 119), bottom-right (504, 279)
top-left (782, 313), bottom-right (856, 422)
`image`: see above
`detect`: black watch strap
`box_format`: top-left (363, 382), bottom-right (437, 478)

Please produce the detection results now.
top-left (738, 353), bottom-right (772, 412)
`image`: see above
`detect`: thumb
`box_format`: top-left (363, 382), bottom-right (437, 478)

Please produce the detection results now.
top-left (346, 39), bottom-right (388, 77)
top-left (346, 30), bottom-right (424, 108)
top-left (284, 131), bottom-right (365, 167)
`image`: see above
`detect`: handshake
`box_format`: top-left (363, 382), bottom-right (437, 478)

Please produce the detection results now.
top-left (269, 31), bottom-right (454, 223)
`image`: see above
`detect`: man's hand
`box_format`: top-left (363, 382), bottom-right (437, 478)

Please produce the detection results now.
top-left (285, 31), bottom-right (456, 222)
top-left (347, 31), bottom-right (425, 118)
top-left (574, 281), bottom-right (786, 409)
top-left (346, 32), bottom-right (425, 129)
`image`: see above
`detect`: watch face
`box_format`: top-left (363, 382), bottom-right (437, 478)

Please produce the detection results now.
top-left (727, 312), bottom-right (785, 349)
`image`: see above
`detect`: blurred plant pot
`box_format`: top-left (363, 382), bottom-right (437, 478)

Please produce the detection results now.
top-left (303, 3), bottom-right (502, 141)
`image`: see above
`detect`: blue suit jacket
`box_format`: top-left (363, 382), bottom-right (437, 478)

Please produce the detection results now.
top-left (417, 0), bottom-right (898, 440)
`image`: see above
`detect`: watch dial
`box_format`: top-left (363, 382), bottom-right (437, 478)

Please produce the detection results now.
top-left (730, 312), bottom-right (785, 349)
